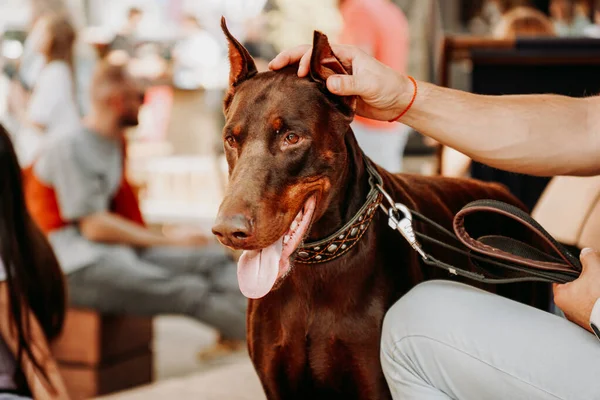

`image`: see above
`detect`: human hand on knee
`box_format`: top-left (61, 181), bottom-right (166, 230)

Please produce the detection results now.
top-left (553, 248), bottom-right (600, 332)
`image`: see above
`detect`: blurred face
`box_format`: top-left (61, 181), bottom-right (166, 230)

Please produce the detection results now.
top-left (113, 80), bottom-right (143, 128)
top-left (129, 13), bottom-right (143, 29)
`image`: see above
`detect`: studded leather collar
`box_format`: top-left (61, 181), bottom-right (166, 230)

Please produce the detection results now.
top-left (294, 161), bottom-right (383, 264)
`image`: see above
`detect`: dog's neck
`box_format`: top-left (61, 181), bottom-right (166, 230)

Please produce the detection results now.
top-left (307, 128), bottom-right (371, 241)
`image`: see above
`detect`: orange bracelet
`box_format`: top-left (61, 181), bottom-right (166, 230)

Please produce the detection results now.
top-left (389, 76), bottom-right (418, 123)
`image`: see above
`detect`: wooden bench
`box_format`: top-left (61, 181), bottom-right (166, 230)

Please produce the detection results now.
top-left (51, 309), bottom-right (154, 400)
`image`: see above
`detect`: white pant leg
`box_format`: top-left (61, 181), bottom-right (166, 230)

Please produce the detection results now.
top-left (381, 280), bottom-right (600, 400)
top-left (351, 121), bottom-right (410, 173)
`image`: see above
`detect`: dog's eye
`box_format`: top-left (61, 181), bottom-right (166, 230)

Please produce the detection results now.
top-left (284, 133), bottom-right (300, 145)
top-left (225, 136), bottom-right (236, 146)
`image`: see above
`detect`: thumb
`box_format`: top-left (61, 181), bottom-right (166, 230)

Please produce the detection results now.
top-left (327, 75), bottom-right (363, 96)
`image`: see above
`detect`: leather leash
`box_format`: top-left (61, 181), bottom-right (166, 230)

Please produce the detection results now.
top-left (377, 184), bottom-right (582, 285)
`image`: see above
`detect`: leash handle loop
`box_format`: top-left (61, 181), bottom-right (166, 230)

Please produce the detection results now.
top-left (375, 184), bottom-right (581, 285)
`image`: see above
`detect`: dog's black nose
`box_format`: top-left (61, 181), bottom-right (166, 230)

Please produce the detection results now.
top-left (212, 214), bottom-right (254, 247)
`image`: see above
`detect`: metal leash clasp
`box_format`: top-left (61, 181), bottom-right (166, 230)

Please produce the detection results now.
top-left (376, 184), bottom-right (428, 260)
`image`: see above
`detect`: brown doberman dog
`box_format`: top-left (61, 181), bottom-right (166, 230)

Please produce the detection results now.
top-left (212, 19), bottom-right (550, 400)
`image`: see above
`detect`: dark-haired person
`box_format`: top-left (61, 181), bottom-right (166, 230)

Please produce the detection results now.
top-left (270, 40), bottom-right (600, 399)
top-left (0, 124), bottom-right (69, 399)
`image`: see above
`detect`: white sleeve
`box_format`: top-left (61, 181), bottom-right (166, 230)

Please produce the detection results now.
top-left (591, 298), bottom-right (600, 341)
top-left (27, 63), bottom-right (70, 126)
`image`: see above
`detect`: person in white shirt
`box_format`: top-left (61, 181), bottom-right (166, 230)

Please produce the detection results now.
top-left (270, 41), bottom-right (600, 399)
top-left (15, 14), bottom-right (80, 167)
top-left (172, 15), bottom-right (222, 90)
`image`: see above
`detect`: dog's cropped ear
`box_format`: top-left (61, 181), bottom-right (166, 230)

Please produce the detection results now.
top-left (309, 31), bottom-right (356, 119)
top-left (221, 17), bottom-right (257, 110)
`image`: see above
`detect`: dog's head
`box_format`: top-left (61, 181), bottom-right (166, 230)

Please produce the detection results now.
top-left (212, 18), bottom-right (357, 299)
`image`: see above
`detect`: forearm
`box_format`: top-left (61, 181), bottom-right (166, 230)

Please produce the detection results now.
top-left (401, 79), bottom-right (600, 177)
top-left (79, 212), bottom-right (171, 248)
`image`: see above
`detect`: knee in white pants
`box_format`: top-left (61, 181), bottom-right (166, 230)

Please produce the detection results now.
top-left (381, 281), bottom-right (480, 363)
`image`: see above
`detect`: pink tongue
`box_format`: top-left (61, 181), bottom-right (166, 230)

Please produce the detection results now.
top-left (237, 238), bottom-right (283, 299)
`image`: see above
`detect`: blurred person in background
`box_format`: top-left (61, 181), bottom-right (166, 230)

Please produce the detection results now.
top-left (0, 125), bottom-right (70, 399)
top-left (23, 61), bottom-right (247, 343)
top-left (17, 12), bottom-right (50, 92)
top-left (107, 7), bottom-right (143, 60)
top-left (3, 13), bottom-right (49, 140)
top-left (584, 0), bottom-right (600, 36)
top-left (14, 14), bottom-right (79, 167)
top-left (494, 5), bottom-right (556, 37)
top-left (337, 0), bottom-right (410, 173)
top-left (550, 0), bottom-right (591, 36)
top-left (242, 14), bottom-right (277, 72)
top-left (468, 0), bottom-right (506, 35)
top-left (172, 14), bottom-right (222, 90)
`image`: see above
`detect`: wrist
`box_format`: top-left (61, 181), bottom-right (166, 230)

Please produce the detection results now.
top-left (390, 73), bottom-right (413, 116)
top-left (389, 73), bottom-right (421, 122)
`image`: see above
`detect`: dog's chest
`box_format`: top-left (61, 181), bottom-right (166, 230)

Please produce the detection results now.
top-left (248, 280), bottom-right (389, 397)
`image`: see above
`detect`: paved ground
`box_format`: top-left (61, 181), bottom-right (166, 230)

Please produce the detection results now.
top-left (99, 316), bottom-right (265, 400)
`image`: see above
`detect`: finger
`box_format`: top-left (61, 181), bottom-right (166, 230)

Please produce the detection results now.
top-left (553, 281), bottom-right (563, 292)
top-left (552, 282), bottom-right (568, 309)
top-left (297, 50), bottom-right (313, 77)
top-left (326, 75), bottom-right (362, 96)
top-left (268, 45), bottom-right (311, 71)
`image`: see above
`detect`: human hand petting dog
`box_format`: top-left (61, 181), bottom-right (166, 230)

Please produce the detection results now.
top-left (269, 44), bottom-right (415, 122)
top-left (553, 248), bottom-right (600, 333)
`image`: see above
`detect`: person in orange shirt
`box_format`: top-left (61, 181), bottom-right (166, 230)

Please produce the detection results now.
top-left (337, 0), bottom-right (410, 173)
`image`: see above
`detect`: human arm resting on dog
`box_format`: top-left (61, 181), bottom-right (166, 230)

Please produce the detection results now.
top-left (269, 45), bottom-right (600, 177)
